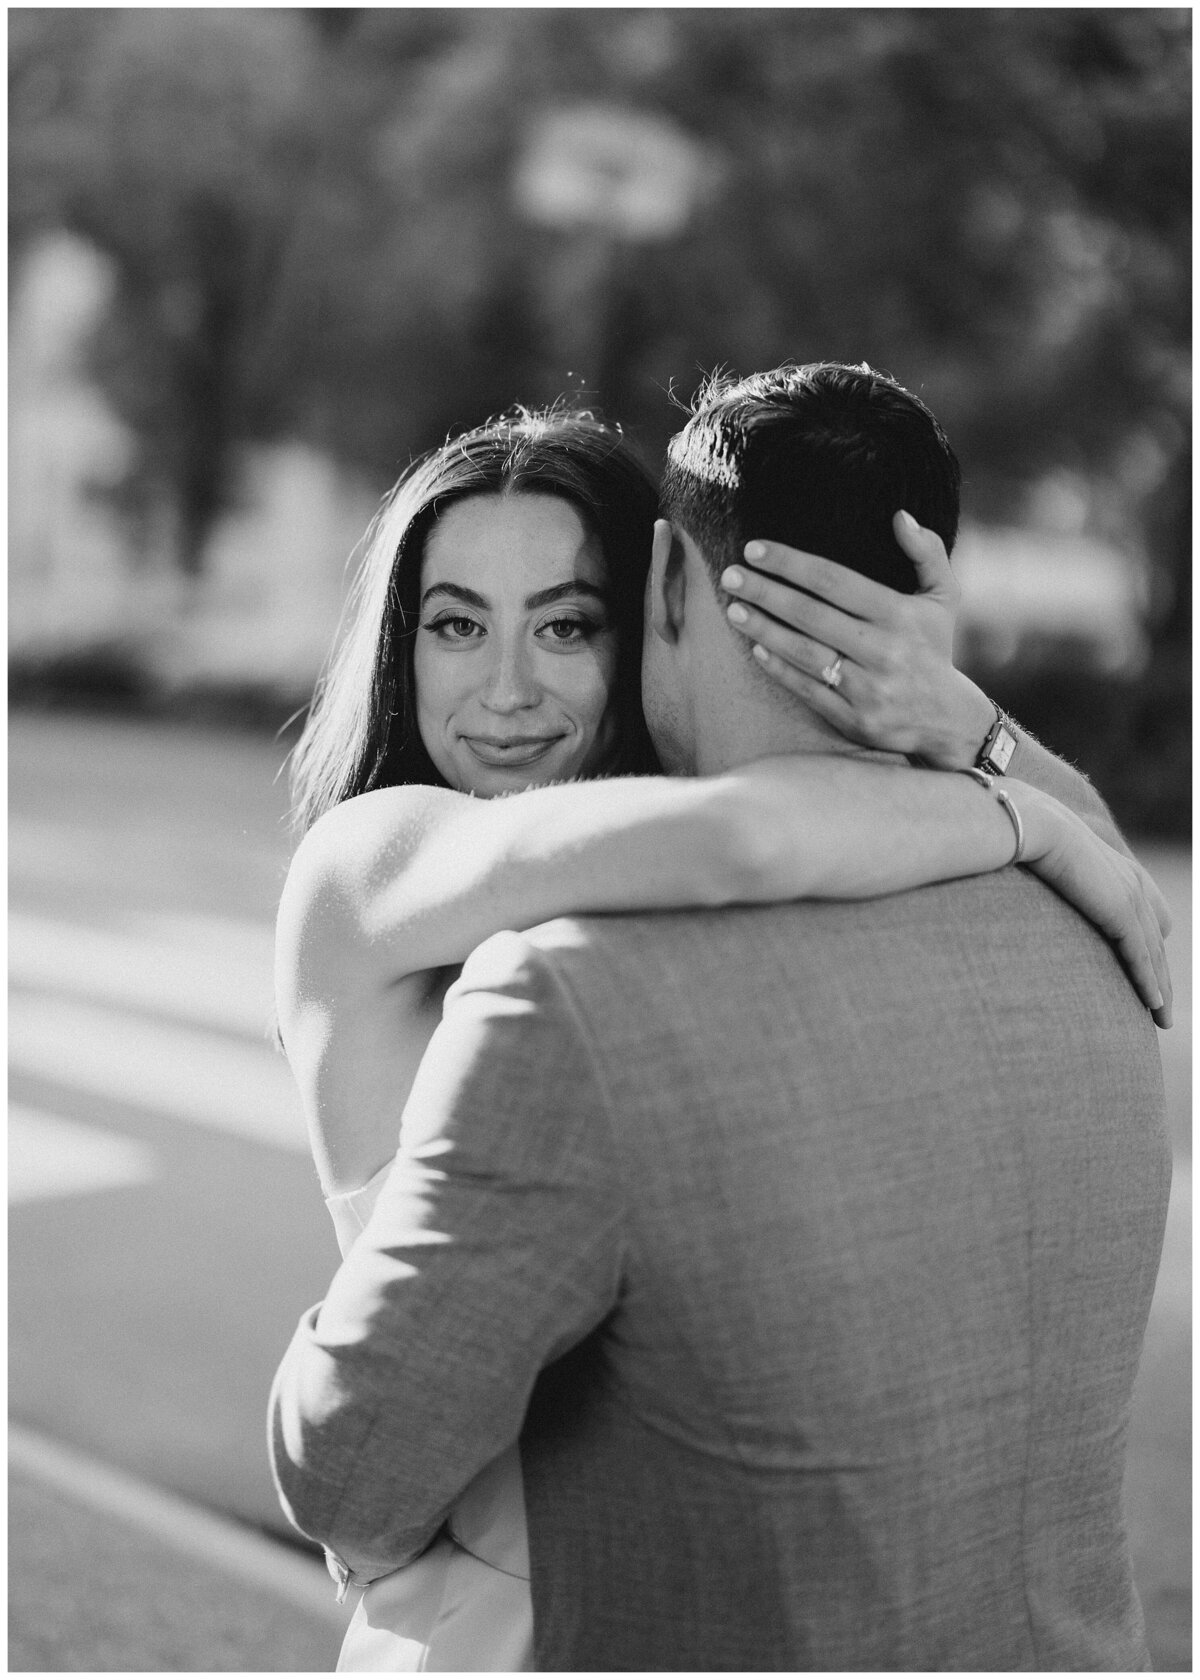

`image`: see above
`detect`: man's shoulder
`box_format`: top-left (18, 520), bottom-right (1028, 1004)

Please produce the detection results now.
top-left (461, 913), bottom-right (664, 984)
top-left (493, 870), bottom-right (1061, 967)
top-left (457, 919), bottom-right (592, 989)
top-left (463, 872), bottom-right (1151, 1050)
top-left (450, 920), bottom-right (616, 1034)
top-left (452, 913), bottom-right (711, 1048)
top-left (447, 882), bottom-right (1161, 1173)
top-left (461, 876), bottom-right (1046, 991)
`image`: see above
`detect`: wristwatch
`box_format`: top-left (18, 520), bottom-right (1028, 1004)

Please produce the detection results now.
top-left (976, 704), bottom-right (1017, 776)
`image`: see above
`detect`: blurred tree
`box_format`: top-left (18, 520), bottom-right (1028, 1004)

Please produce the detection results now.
top-left (294, 8), bottom-right (1190, 602)
top-left (10, 8), bottom-right (318, 571)
top-left (8, 6), bottom-right (1190, 633)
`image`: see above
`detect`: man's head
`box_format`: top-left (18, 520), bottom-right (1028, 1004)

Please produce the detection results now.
top-left (642, 362), bottom-right (961, 775)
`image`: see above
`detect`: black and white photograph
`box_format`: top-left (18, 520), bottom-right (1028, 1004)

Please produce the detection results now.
top-left (9, 7), bottom-right (1190, 1673)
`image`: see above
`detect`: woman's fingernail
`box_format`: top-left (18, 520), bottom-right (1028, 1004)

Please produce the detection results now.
top-left (727, 602), bottom-right (749, 624)
top-left (721, 567), bottom-right (745, 590)
top-left (744, 541), bottom-right (765, 562)
top-left (752, 643), bottom-right (770, 663)
top-left (898, 510), bottom-right (918, 532)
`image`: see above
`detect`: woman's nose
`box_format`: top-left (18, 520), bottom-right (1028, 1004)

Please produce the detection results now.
top-left (480, 640), bottom-right (540, 713)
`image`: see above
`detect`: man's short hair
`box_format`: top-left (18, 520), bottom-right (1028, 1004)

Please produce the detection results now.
top-left (660, 363), bottom-right (961, 594)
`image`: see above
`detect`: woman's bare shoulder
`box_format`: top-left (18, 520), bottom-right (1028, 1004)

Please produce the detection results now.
top-left (278, 785), bottom-right (448, 960)
top-left (300, 783), bottom-right (458, 864)
top-left (286, 784), bottom-right (466, 906)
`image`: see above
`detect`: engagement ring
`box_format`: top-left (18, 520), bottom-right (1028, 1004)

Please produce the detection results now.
top-left (821, 654), bottom-right (845, 691)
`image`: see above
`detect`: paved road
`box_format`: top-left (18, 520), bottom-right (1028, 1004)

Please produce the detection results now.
top-left (9, 712), bottom-right (1191, 1670)
top-left (10, 1426), bottom-right (347, 1672)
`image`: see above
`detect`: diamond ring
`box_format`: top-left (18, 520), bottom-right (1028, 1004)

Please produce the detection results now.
top-left (821, 654), bottom-right (845, 691)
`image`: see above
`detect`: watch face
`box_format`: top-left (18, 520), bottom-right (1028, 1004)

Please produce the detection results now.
top-left (984, 724), bottom-right (1017, 775)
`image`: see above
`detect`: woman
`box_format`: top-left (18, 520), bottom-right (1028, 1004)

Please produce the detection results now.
top-left (274, 408), bottom-right (1168, 1669)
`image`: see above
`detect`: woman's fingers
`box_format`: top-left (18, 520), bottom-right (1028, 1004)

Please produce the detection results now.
top-left (1134, 866), bottom-right (1174, 1024)
top-left (1149, 929), bottom-right (1174, 1029)
top-left (1121, 856), bottom-right (1173, 1021)
top-left (1007, 795), bottom-right (1172, 1030)
top-left (1099, 858), bottom-right (1173, 1028)
top-left (723, 563), bottom-right (880, 661)
top-left (726, 599), bottom-right (847, 683)
top-left (893, 512), bottom-right (960, 606)
top-left (1140, 867), bottom-right (1173, 939)
top-left (1119, 923), bottom-right (1168, 1025)
top-left (1127, 887), bottom-right (1173, 1028)
top-left (738, 540), bottom-right (898, 621)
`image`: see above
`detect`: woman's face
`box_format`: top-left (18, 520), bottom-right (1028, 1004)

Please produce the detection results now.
top-left (414, 492), bottom-right (620, 796)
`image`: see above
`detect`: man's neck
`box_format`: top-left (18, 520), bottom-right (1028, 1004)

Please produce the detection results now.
top-left (663, 538), bottom-right (907, 778)
top-left (688, 695), bottom-right (899, 778)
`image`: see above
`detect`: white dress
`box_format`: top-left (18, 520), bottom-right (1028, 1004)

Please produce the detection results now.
top-left (326, 1170), bottom-right (534, 1672)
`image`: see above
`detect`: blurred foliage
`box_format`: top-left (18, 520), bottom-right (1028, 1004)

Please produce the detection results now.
top-left (9, 7), bottom-right (1190, 825)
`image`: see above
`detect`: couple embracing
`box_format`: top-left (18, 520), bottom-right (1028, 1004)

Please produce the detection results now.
top-left (270, 363), bottom-right (1170, 1671)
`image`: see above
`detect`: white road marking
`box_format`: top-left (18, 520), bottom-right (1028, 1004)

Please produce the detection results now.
top-left (10, 910), bottom-right (274, 1038)
top-left (9, 993), bottom-right (310, 1152)
top-left (9, 1423), bottom-right (346, 1624)
top-left (9, 1106), bottom-right (158, 1203)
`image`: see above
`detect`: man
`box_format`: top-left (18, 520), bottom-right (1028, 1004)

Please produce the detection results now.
top-left (271, 364), bottom-right (1169, 1668)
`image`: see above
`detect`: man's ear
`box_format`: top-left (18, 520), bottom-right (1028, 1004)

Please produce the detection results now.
top-left (648, 518), bottom-right (686, 644)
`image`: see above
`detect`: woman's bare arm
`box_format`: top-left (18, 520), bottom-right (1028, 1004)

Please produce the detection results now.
top-left (279, 758), bottom-right (1169, 1018)
top-left (277, 764), bottom-right (1000, 999)
top-left (273, 764), bottom-right (1009, 1196)
top-left (277, 759), bottom-right (1170, 1198)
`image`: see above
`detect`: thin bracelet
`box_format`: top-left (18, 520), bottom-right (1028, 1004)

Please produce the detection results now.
top-left (994, 788), bottom-right (1025, 864)
top-left (959, 766), bottom-right (1023, 865)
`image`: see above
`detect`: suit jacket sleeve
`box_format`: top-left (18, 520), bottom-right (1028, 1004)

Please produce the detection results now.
top-left (268, 928), bottom-right (624, 1580)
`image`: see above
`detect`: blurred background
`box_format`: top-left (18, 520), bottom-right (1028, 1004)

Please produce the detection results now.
top-left (8, 8), bottom-right (1190, 1672)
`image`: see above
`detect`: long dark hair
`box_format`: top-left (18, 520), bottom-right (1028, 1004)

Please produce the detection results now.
top-left (289, 408), bottom-right (660, 835)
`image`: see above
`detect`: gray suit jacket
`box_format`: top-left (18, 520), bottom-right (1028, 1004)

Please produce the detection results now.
top-left (271, 867), bottom-right (1169, 1671)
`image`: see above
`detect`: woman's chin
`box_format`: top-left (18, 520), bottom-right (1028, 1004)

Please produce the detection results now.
top-left (474, 765), bottom-right (575, 797)
top-left (434, 734), bottom-right (598, 797)
top-left (453, 755), bottom-right (580, 797)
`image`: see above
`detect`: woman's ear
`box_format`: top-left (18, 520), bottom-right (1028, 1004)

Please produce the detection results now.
top-left (648, 518), bottom-right (686, 644)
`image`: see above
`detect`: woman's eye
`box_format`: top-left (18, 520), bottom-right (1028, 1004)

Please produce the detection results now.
top-left (539, 616), bottom-right (592, 644)
top-left (425, 614), bottom-right (484, 642)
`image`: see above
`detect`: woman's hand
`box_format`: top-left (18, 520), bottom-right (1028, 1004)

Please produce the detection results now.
top-left (1006, 780), bottom-right (1173, 1028)
top-left (721, 512), bottom-right (997, 768)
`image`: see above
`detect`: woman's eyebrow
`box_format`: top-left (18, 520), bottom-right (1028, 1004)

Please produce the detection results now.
top-left (421, 582), bottom-right (489, 609)
top-left (524, 581), bottom-right (609, 609)
top-left (420, 579), bottom-right (609, 610)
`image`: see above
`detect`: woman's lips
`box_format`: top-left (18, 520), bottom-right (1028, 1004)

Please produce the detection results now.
top-left (461, 734), bottom-right (565, 768)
